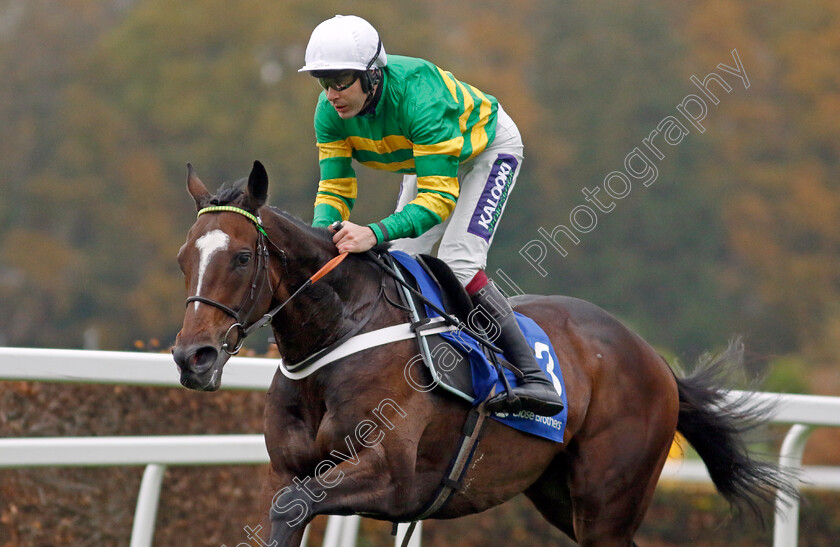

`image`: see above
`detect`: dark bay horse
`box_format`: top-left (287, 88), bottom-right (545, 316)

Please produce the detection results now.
top-left (173, 161), bottom-right (791, 546)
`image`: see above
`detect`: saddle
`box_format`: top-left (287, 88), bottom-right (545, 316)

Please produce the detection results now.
top-left (395, 253), bottom-right (498, 402)
top-left (387, 252), bottom-right (567, 432)
top-left (414, 253), bottom-right (474, 325)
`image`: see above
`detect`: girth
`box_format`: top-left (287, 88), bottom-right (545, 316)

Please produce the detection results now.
top-left (379, 252), bottom-right (496, 536)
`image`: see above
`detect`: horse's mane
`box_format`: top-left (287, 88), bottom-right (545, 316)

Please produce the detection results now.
top-left (206, 179), bottom-right (334, 245)
top-left (272, 207), bottom-right (393, 256)
top-left (208, 180), bottom-right (391, 252)
top-left (269, 206), bottom-right (335, 244)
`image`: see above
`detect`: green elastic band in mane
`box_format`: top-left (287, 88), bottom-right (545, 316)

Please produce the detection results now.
top-left (197, 205), bottom-right (267, 236)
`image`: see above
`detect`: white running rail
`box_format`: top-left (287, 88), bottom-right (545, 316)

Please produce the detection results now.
top-left (2, 347), bottom-right (839, 546)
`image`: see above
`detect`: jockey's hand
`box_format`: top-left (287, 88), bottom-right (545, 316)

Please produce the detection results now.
top-left (331, 221), bottom-right (377, 253)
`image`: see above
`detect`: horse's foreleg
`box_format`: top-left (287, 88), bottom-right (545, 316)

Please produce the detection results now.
top-left (258, 468), bottom-right (310, 547)
top-left (267, 486), bottom-right (311, 547)
top-left (267, 443), bottom-right (424, 542)
top-left (268, 519), bottom-right (307, 547)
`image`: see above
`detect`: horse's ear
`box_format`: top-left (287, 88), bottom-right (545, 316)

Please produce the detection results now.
top-left (186, 163), bottom-right (211, 211)
top-left (246, 160), bottom-right (269, 209)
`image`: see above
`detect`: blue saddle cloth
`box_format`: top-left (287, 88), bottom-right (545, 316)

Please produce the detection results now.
top-left (390, 251), bottom-right (567, 443)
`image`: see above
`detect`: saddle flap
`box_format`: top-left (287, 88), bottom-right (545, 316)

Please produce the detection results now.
top-left (416, 254), bottom-right (474, 325)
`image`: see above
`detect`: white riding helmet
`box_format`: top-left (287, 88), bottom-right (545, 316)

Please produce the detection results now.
top-left (299, 15), bottom-right (387, 73)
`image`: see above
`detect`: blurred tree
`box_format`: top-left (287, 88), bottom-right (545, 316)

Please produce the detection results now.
top-left (494, 0), bottom-right (741, 358)
top-left (679, 0), bottom-right (840, 362)
top-left (0, 0), bottom-right (132, 347)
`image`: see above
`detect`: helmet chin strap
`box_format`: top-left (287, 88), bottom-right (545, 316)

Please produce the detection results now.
top-left (358, 36), bottom-right (383, 115)
top-left (358, 74), bottom-right (382, 116)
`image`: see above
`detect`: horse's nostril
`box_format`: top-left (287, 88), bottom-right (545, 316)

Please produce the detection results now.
top-left (173, 345), bottom-right (218, 373)
top-left (192, 346), bottom-right (219, 373)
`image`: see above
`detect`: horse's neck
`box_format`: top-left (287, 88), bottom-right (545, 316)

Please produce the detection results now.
top-left (263, 213), bottom-right (386, 363)
top-left (272, 262), bottom-right (384, 363)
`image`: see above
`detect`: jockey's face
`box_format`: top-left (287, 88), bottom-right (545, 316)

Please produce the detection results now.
top-left (324, 78), bottom-right (370, 119)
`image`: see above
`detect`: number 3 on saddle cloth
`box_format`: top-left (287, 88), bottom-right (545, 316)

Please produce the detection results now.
top-left (389, 251), bottom-right (568, 443)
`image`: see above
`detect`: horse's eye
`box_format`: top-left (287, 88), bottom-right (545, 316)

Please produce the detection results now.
top-left (235, 252), bottom-right (252, 267)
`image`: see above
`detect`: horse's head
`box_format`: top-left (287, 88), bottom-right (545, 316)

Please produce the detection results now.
top-left (172, 161), bottom-right (275, 391)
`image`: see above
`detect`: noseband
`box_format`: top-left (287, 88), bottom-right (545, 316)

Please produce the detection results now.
top-left (185, 206), bottom-right (274, 355)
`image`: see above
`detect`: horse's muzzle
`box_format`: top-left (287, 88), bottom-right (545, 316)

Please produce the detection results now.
top-left (172, 344), bottom-right (226, 391)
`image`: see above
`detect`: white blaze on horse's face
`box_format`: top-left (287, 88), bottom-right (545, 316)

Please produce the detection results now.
top-left (194, 229), bottom-right (230, 310)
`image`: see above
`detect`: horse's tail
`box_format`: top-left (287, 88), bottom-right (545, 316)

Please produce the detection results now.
top-left (674, 338), bottom-right (797, 522)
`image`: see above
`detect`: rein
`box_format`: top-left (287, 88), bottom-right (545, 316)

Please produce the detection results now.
top-left (185, 206), bottom-right (348, 355)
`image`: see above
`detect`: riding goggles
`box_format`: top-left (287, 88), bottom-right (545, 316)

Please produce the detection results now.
top-left (316, 70), bottom-right (360, 92)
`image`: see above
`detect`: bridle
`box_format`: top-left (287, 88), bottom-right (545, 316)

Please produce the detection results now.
top-left (185, 205), bottom-right (274, 355)
top-left (184, 205), bottom-right (350, 355)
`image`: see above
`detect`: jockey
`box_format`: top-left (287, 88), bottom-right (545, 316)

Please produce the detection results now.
top-left (300, 15), bottom-right (563, 417)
